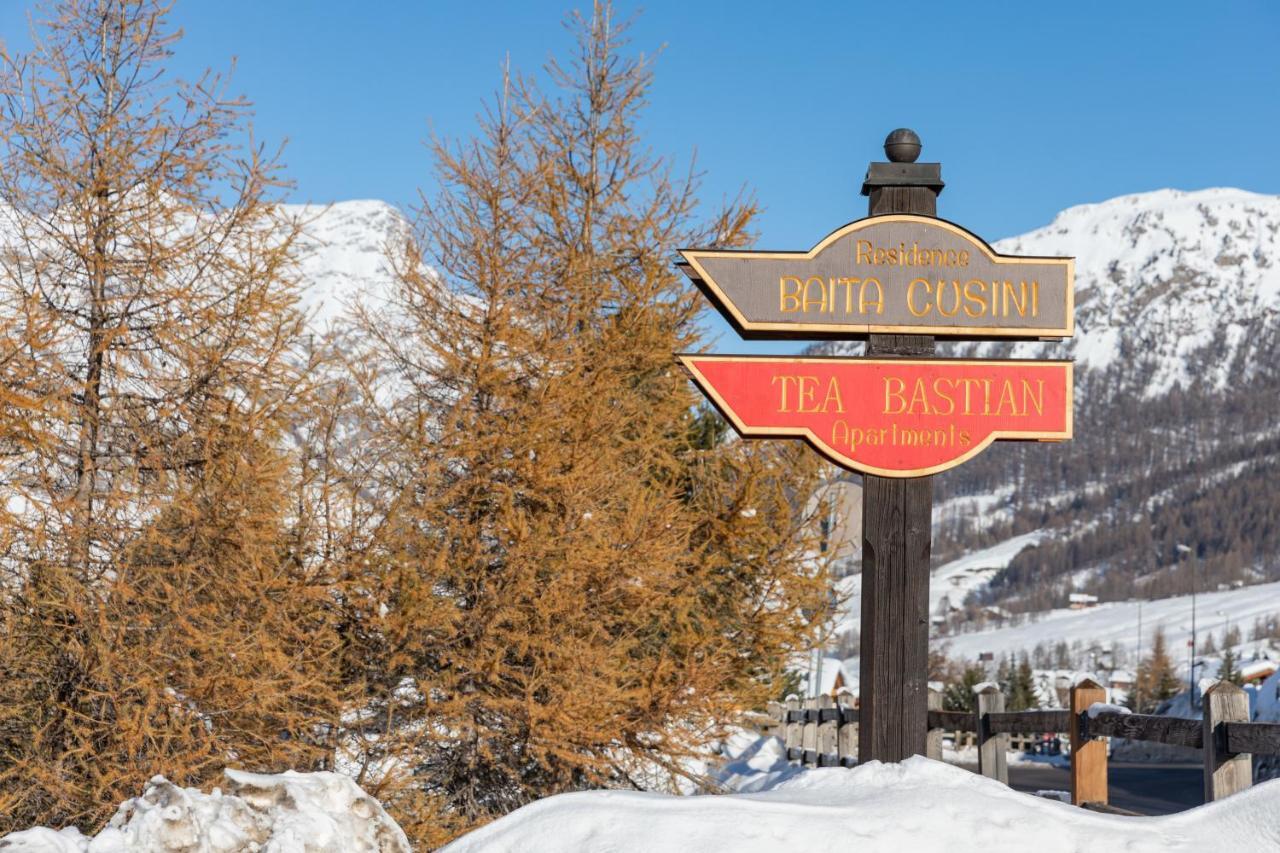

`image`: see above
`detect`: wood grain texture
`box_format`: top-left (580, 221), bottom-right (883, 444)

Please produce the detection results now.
top-left (784, 696), bottom-right (801, 756)
top-left (1086, 712), bottom-right (1203, 748)
top-left (857, 176), bottom-right (938, 763)
top-left (817, 694), bottom-right (839, 760)
top-left (986, 710), bottom-right (1072, 735)
top-left (1225, 721), bottom-right (1280, 755)
top-left (1203, 681), bottom-right (1252, 801)
top-left (1070, 679), bottom-right (1108, 806)
top-left (926, 689), bottom-right (944, 761)
top-left (976, 686), bottom-right (1009, 784)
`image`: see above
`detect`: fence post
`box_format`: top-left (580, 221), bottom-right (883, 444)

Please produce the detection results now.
top-left (766, 700), bottom-right (783, 739)
top-left (975, 684), bottom-right (1008, 784)
top-left (926, 687), bottom-right (943, 761)
top-left (1070, 678), bottom-right (1108, 807)
top-left (837, 695), bottom-right (858, 766)
top-left (784, 696), bottom-right (801, 762)
top-left (817, 694), bottom-right (837, 764)
top-left (1203, 681), bottom-right (1252, 801)
top-left (802, 697), bottom-right (819, 765)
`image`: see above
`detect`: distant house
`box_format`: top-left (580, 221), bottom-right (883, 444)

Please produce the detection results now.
top-left (1068, 593), bottom-right (1098, 610)
top-left (1241, 659), bottom-right (1277, 686)
top-left (1109, 670), bottom-right (1135, 694)
top-left (982, 605), bottom-right (1011, 624)
top-left (803, 656), bottom-right (856, 699)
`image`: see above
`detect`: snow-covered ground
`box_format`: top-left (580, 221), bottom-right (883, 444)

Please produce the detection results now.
top-left (928, 532), bottom-right (1048, 621)
top-left (440, 755), bottom-right (1280, 853)
top-left (0, 770), bottom-right (410, 852)
top-left (935, 579), bottom-right (1280, 668)
top-left (835, 532), bottom-right (1046, 639)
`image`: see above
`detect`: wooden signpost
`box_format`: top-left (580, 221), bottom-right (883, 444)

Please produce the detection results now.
top-left (677, 129), bottom-right (1075, 764)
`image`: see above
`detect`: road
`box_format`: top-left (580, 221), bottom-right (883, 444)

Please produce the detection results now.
top-left (1005, 761), bottom-right (1204, 815)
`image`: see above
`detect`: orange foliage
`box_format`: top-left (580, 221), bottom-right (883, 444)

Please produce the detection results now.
top-left (338, 5), bottom-right (833, 844)
top-left (0, 0), bottom-right (346, 833)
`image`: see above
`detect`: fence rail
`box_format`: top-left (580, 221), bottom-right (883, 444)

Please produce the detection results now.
top-left (763, 678), bottom-right (1280, 811)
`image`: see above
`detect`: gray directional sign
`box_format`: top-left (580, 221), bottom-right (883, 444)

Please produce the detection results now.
top-left (679, 214), bottom-right (1073, 339)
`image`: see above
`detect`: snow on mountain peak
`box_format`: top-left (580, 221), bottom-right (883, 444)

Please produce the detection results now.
top-left (978, 187), bottom-right (1280, 397)
top-left (286, 200), bottom-right (410, 328)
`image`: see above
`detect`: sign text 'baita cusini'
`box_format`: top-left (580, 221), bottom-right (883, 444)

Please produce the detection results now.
top-left (680, 355), bottom-right (1072, 477)
top-left (679, 215), bottom-right (1073, 339)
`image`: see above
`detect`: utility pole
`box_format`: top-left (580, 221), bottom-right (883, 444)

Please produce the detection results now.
top-left (858, 129), bottom-right (944, 763)
top-left (1136, 599), bottom-right (1143, 711)
top-left (1177, 543), bottom-right (1197, 708)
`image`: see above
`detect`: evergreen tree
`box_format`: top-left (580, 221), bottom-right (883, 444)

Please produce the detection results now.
top-left (1218, 646), bottom-right (1243, 686)
top-left (944, 665), bottom-right (989, 713)
top-left (1007, 654), bottom-right (1038, 711)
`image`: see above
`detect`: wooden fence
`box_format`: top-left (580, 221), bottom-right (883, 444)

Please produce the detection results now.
top-left (764, 678), bottom-right (1280, 812)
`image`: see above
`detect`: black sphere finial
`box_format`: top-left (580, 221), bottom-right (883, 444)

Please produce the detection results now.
top-left (884, 128), bottom-right (922, 163)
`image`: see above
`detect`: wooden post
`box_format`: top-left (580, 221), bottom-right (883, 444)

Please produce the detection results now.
top-left (784, 696), bottom-right (801, 762)
top-left (975, 684), bottom-right (1009, 784)
top-left (766, 700), bottom-right (783, 739)
top-left (1070, 678), bottom-right (1108, 807)
top-left (1203, 681), bottom-right (1252, 801)
top-left (858, 129), bottom-right (943, 764)
top-left (802, 697), bottom-right (818, 765)
top-left (817, 694), bottom-right (838, 764)
top-left (926, 687), bottom-right (944, 761)
top-left (837, 695), bottom-right (858, 766)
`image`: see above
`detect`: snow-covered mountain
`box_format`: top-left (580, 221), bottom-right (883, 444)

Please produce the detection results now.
top-left (973, 188), bottom-right (1280, 399)
top-left (287, 199), bottom-right (408, 327)
top-left (813, 189), bottom-right (1280, 655)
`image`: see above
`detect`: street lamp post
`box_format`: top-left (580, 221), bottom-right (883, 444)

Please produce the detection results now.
top-left (1176, 543), bottom-right (1196, 707)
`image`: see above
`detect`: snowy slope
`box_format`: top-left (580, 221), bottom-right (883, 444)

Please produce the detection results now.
top-left (929, 531), bottom-right (1047, 618)
top-left (440, 756), bottom-right (1280, 853)
top-left (834, 531), bottom-right (1045, 640)
top-left (287, 200), bottom-right (408, 327)
top-left (935, 578), bottom-right (1280, 667)
top-left (968, 188), bottom-right (1280, 398)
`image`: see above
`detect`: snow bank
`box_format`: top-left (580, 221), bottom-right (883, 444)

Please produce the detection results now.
top-left (0, 770), bottom-right (410, 853)
top-left (441, 756), bottom-right (1280, 853)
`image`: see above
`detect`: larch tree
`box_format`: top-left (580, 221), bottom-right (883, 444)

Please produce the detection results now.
top-left (344, 4), bottom-right (831, 845)
top-left (0, 0), bottom-right (345, 832)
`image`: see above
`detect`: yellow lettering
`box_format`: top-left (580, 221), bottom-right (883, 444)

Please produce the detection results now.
top-left (832, 419), bottom-right (851, 452)
top-left (772, 374), bottom-right (796, 412)
top-left (780, 276), bottom-right (802, 313)
top-left (1003, 280), bottom-right (1028, 317)
top-left (937, 280), bottom-right (962, 318)
top-left (907, 278), bottom-right (932, 316)
top-left (883, 377), bottom-right (907, 414)
top-left (907, 378), bottom-right (930, 415)
top-left (838, 277), bottom-right (860, 313)
top-left (1021, 379), bottom-right (1044, 416)
top-left (860, 277), bottom-right (884, 314)
top-left (856, 240), bottom-right (873, 264)
top-left (932, 377), bottom-right (955, 416)
top-left (797, 375), bottom-right (819, 412)
top-left (803, 277), bottom-right (826, 313)
top-left (995, 379), bottom-right (1018, 415)
top-left (963, 279), bottom-right (986, 318)
top-left (821, 377), bottom-right (844, 413)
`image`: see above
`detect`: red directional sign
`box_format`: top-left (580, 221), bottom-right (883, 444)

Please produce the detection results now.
top-left (680, 355), bottom-right (1072, 477)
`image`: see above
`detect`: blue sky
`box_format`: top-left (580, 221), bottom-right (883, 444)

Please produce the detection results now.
top-left (2, 1), bottom-right (1277, 349)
